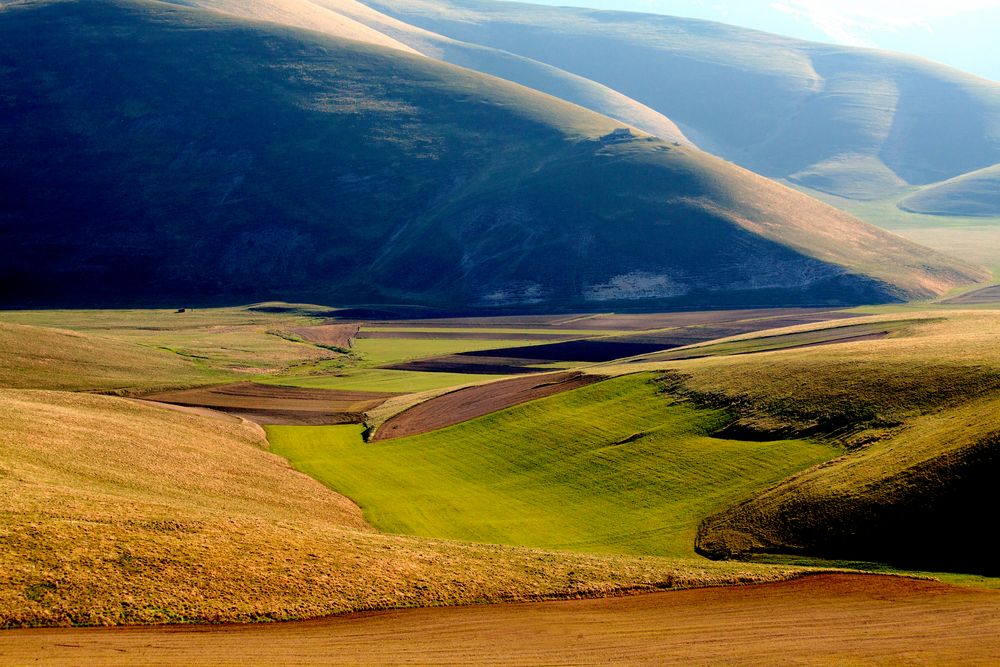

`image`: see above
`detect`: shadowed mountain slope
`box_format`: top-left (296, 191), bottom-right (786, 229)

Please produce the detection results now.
top-left (0, 0), bottom-right (984, 309)
top-left (364, 0), bottom-right (1000, 200)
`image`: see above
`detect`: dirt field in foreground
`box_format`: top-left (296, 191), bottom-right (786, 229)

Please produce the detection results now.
top-left (4, 575), bottom-right (998, 666)
top-left (373, 371), bottom-right (602, 440)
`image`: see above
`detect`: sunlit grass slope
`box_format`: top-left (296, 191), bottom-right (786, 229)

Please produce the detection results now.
top-left (0, 306), bottom-right (344, 380)
top-left (268, 374), bottom-right (837, 557)
top-left (0, 0), bottom-right (983, 309)
top-left (0, 322), bottom-right (219, 392)
top-left (0, 389), bottom-right (805, 627)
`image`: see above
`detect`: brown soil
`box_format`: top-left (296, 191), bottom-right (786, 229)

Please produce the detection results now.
top-left (374, 372), bottom-right (602, 440)
top-left (5, 575), bottom-right (997, 666)
top-left (143, 382), bottom-right (401, 425)
top-left (943, 285), bottom-right (1000, 304)
top-left (284, 323), bottom-right (360, 348)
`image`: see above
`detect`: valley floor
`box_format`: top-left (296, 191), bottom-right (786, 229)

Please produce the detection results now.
top-left (4, 303), bottom-right (1000, 664)
top-left (4, 575), bottom-right (999, 666)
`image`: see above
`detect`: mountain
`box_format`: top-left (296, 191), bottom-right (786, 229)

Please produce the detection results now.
top-left (363, 0), bottom-right (1000, 202)
top-left (0, 0), bottom-right (984, 309)
top-left (160, 0), bottom-right (691, 143)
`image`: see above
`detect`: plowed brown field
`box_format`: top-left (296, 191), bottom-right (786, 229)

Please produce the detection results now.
top-left (143, 382), bottom-right (401, 425)
top-left (4, 575), bottom-right (998, 666)
top-left (373, 371), bottom-right (602, 440)
top-left (284, 323), bottom-right (360, 348)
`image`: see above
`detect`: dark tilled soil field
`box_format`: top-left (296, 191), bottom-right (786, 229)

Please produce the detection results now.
top-left (382, 311), bottom-right (859, 373)
top-left (5, 575), bottom-right (997, 666)
top-left (384, 357), bottom-right (556, 374)
top-left (373, 371), bottom-right (603, 440)
top-left (143, 383), bottom-right (401, 425)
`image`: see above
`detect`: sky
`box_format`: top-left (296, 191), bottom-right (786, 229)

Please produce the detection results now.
top-left (530, 0), bottom-right (1000, 82)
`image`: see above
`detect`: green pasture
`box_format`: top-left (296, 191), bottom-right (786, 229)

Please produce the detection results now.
top-left (268, 373), bottom-right (836, 557)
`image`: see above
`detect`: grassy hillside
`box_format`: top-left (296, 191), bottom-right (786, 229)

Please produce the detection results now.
top-left (0, 388), bottom-right (806, 627)
top-left (0, 306), bottom-right (351, 379)
top-left (268, 374), bottom-right (837, 557)
top-left (0, 322), bottom-right (221, 392)
top-left (601, 312), bottom-right (1000, 574)
top-left (697, 395), bottom-right (1000, 575)
top-left (0, 0), bottom-right (983, 309)
top-left (899, 163), bottom-right (1000, 217)
top-left (368, 0), bottom-right (1000, 200)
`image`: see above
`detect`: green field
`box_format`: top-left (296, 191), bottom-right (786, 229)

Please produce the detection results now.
top-left (263, 368), bottom-right (506, 393)
top-left (268, 374), bottom-right (837, 557)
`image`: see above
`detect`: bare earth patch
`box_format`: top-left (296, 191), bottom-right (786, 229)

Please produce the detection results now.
top-left (4, 575), bottom-right (998, 665)
top-left (373, 371), bottom-right (602, 440)
top-left (143, 382), bottom-right (401, 425)
top-left (283, 323), bottom-right (360, 349)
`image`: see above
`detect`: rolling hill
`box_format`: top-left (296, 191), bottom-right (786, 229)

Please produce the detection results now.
top-left (365, 0), bottom-right (1000, 201)
top-left (899, 163), bottom-right (1000, 217)
top-left (0, 374), bottom-right (800, 627)
top-left (0, 0), bottom-right (984, 310)
top-left (636, 312), bottom-right (1000, 575)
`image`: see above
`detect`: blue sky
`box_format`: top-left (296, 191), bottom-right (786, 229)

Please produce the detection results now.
top-left (531, 0), bottom-right (1000, 82)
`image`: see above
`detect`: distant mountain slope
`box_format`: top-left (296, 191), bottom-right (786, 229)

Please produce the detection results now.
top-left (364, 0), bottom-right (1000, 200)
top-left (0, 0), bottom-right (983, 309)
top-left (167, 0), bottom-right (690, 143)
top-left (899, 163), bottom-right (1000, 217)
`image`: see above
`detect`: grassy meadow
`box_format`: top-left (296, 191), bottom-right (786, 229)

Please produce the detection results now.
top-left (268, 374), bottom-right (837, 557)
top-left (0, 388), bottom-right (807, 627)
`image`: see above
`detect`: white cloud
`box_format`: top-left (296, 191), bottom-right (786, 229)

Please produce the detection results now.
top-left (769, 0), bottom-right (1000, 46)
